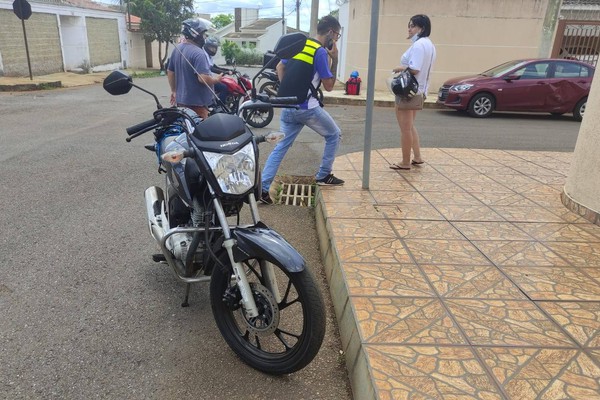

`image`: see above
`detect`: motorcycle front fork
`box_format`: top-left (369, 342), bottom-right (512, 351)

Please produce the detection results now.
top-left (213, 192), bottom-right (280, 318)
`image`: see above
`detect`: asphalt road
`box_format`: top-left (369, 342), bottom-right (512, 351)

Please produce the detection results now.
top-left (0, 75), bottom-right (582, 399)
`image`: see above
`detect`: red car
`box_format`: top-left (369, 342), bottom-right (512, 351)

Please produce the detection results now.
top-left (437, 58), bottom-right (594, 121)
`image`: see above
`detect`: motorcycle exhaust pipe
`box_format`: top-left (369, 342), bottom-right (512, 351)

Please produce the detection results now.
top-left (144, 186), bottom-right (165, 242)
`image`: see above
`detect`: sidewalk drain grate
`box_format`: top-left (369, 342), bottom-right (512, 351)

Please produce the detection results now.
top-left (278, 183), bottom-right (315, 207)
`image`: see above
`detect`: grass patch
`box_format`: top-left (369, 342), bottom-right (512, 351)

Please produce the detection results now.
top-left (129, 70), bottom-right (163, 79)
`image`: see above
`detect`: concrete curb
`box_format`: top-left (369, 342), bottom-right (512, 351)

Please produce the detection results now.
top-left (324, 94), bottom-right (446, 109)
top-left (0, 81), bottom-right (62, 92)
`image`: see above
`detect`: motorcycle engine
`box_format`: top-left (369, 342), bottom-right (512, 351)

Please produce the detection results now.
top-left (168, 232), bottom-right (193, 261)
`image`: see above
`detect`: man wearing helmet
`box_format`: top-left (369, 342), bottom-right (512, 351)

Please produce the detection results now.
top-left (203, 36), bottom-right (231, 105)
top-left (167, 18), bottom-right (223, 119)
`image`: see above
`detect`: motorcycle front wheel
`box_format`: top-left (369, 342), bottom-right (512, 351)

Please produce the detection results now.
top-left (242, 107), bottom-right (274, 129)
top-left (210, 257), bottom-right (326, 374)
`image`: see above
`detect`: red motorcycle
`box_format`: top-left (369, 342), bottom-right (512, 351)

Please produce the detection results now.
top-left (215, 69), bottom-right (275, 128)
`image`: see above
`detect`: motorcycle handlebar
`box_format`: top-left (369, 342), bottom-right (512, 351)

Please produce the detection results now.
top-left (268, 96), bottom-right (298, 105)
top-left (126, 118), bottom-right (158, 136)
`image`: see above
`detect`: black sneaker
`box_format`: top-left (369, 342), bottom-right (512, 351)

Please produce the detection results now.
top-left (316, 174), bottom-right (345, 186)
top-left (259, 191), bottom-right (273, 204)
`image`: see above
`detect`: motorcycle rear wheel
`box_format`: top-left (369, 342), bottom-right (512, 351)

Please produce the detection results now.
top-left (242, 107), bottom-right (274, 129)
top-left (210, 257), bottom-right (325, 374)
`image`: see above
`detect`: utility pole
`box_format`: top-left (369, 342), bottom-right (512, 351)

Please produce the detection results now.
top-left (296, 0), bottom-right (300, 30)
top-left (309, 0), bottom-right (319, 37)
top-left (282, 0), bottom-right (286, 35)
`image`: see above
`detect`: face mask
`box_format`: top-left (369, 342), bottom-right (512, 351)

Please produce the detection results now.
top-left (411, 33), bottom-right (420, 43)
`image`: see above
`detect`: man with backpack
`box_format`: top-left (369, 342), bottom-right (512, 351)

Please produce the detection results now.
top-left (260, 15), bottom-right (345, 205)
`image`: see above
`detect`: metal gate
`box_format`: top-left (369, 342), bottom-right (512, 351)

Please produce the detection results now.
top-left (552, 20), bottom-right (600, 67)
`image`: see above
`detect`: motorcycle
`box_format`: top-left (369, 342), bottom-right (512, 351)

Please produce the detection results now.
top-left (257, 68), bottom-right (324, 104)
top-left (102, 32), bottom-right (326, 374)
top-left (214, 68), bottom-right (275, 129)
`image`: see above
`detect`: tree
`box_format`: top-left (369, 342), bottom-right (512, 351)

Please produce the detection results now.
top-left (131, 0), bottom-right (194, 71)
top-left (211, 14), bottom-right (233, 29)
top-left (221, 40), bottom-right (239, 65)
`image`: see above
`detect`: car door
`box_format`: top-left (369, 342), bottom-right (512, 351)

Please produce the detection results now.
top-left (543, 61), bottom-right (593, 112)
top-left (494, 61), bottom-right (552, 111)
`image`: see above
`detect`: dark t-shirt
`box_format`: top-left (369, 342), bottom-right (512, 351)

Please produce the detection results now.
top-left (167, 43), bottom-right (213, 106)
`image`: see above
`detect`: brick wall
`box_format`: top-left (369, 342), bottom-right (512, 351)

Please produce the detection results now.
top-left (0, 9), bottom-right (63, 76)
top-left (86, 17), bottom-right (120, 66)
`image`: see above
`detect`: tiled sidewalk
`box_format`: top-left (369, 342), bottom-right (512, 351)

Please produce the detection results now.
top-left (315, 148), bottom-right (600, 400)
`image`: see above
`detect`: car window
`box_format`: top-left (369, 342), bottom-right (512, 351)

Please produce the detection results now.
top-left (553, 61), bottom-right (590, 78)
top-left (514, 62), bottom-right (550, 79)
top-left (481, 60), bottom-right (528, 77)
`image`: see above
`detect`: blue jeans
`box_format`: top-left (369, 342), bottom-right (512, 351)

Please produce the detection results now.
top-left (261, 107), bottom-right (341, 192)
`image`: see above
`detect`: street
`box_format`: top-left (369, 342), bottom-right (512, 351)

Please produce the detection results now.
top-left (0, 76), bottom-right (582, 399)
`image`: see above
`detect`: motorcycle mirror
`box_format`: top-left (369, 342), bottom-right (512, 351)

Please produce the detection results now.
top-left (103, 71), bottom-right (133, 95)
top-left (264, 131), bottom-right (285, 144)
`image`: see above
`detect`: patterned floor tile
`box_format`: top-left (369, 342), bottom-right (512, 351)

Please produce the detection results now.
top-left (368, 179), bottom-right (417, 191)
top-left (420, 265), bottom-right (527, 299)
top-left (433, 204), bottom-right (505, 222)
top-left (409, 180), bottom-right (471, 192)
top-left (537, 301), bottom-right (600, 347)
top-left (384, 203), bottom-right (446, 220)
top-left (523, 193), bottom-right (565, 208)
top-left (319, 189), bottom-right (376, 204)
top-left (476, 347), bottom-right (600, 399)
top-left (389, 220), bottom-right (465, 240)
top-left (323, 202), bottom-right (385, 219)
top-left (365, 345), bottom-right (503, 400)
top-left (328, 218), bottom-right (395, 238)
top-left (342, 263), bottom-right (435, 297)
top-left (472, 240), bottom-right (570, 267)
top-left (353, 297), bottom-right (467, 344)
top-left (453, 222), bottom-right (533, 241)
top-left (546, 206), bottom-right (587, 223)
top-left (514, 222), bottom-right (600, 242)
top-left (333, 237), bottom-right (413, 264)
top-left (544, 242), bottom-right (600, 267)
top-left (420, 191), bottom-right (483, 207)
top-left (490, 206), bottom-right (566, 223)
top-left (469, 192), bottom-right (535, 208)
top-left (403, 239), bottom-right (492, 265)
top-left (445, 299), bottom-right (575, 346)
top-left (502, 266), bottom-right (600, 300)
top-left (370, 190), bottom-right (430, 205)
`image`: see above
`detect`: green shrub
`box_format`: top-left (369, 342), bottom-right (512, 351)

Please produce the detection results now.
top-left (234, 48), bottom-right (263, 66)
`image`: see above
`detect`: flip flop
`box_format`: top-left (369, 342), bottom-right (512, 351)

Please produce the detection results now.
top-left (411, 160), bottom-right (425, 165)
top-left (389, 163), bottom-right (411, 170)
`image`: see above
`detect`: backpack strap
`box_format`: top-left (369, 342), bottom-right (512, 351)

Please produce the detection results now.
top-left (293, 38), bottom-right (325, 107)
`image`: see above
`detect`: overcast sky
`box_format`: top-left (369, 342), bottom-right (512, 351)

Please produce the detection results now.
top-left (194, 0), bottom-right (339, 31)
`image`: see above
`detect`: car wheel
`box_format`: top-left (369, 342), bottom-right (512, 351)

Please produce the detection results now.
top-left (467, 93), bottom-right (495, 118)
top-left (573, 98), bottom-right (586, 122)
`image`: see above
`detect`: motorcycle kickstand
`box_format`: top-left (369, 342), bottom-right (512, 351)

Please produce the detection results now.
top-left (181, 283), bottom-right (191, 307)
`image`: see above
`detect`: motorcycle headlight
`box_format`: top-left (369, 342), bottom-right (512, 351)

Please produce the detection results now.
top-left (450, 84), bottom-right (474, 92)
top-left (203, 142), bottom-right (256, 195)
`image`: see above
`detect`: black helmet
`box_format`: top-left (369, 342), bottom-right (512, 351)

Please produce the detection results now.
top-left (392, 70), bottom-right (419, 98)
top-left (204, 36), bottom-right (220, 57)
top-left (182, 18), bottom-right (211, 47)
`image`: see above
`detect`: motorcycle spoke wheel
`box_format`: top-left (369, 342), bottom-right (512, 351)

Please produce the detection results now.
top-left (242, 108), bottom-right (274, 129)
top-left (210, 258), bottom-right (325, 374)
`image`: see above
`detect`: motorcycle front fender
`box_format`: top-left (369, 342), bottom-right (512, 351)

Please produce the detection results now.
top-left (230, 224), bottom-right (305, 273)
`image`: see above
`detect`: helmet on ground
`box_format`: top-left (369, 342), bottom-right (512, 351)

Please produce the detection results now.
top-left (204, 36), bottom-right (220, 57)
top-left (350, 70), bottom-right (359, 78)
top-left (391, 71), bottom-right (419, 98)
top-left (182, 18), bottom-right (211, 47)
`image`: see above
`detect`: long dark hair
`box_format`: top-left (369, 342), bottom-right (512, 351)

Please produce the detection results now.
top-left (410, 14), bottom-right (431, 37)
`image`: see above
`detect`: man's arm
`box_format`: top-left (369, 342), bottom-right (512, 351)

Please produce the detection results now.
top-left (276, 61), bottom-right (285, 81)
top-left (320, 42), bottom-right (339, 92)
top-left (167, 70), bottom-right (176, 106)
top-left (197, 73), bottom-right (223, 86)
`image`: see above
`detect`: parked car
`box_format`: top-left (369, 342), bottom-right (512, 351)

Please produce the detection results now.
top-left (437, 58), bottom-right (594, 121)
